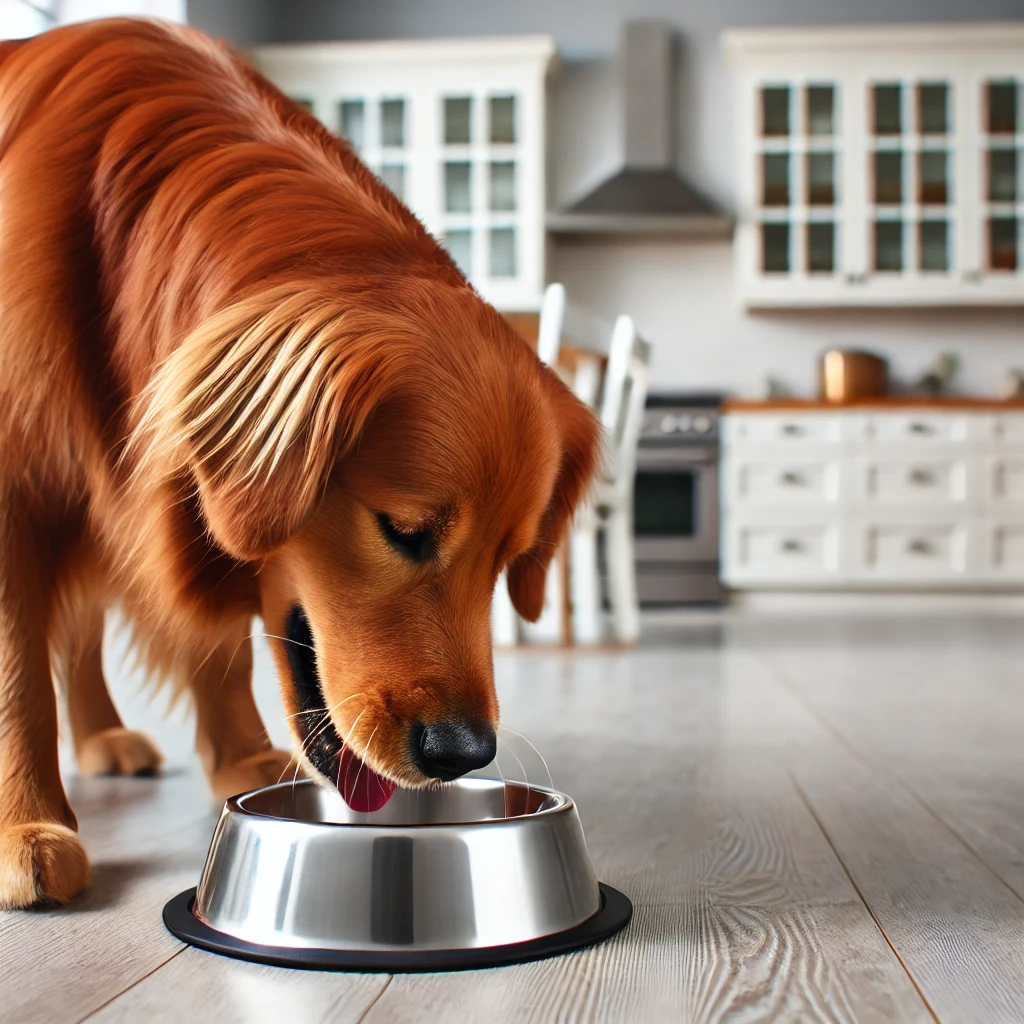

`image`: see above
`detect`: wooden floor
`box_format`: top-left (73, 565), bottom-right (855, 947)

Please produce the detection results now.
top-left (5, 604), bottom-right (1024, 1023)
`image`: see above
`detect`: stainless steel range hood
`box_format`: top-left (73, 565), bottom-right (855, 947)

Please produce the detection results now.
top-left (546, 22), bottom-right (732, 238)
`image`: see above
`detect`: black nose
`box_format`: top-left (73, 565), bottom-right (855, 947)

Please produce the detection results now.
top-left (415, 721), bottom-right (497, 781)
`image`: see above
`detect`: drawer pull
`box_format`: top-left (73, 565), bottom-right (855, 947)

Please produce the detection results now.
top-left (781, 423), bottom-right (804, 437)
top-left (780, 471), bottom-right (806, 486)
top-left (907, 538), bottom-right (934, 556)
top-left (909, 468), bottom-right (935, 486)
top-left (908, 422), bottom-right (934, 436)
top-left (780, 539), bottom-right (804, 554)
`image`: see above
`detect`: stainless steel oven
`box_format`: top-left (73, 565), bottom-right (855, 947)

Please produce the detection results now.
top-left (633, 394), bottom-right (724, 605)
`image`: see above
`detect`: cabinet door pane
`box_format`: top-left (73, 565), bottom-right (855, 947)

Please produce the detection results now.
top-left (489, 96), bottom-right (516, 144)
top-left (806, 152), bottom-right (835, 205)
top-left (874, 152), bottom-right (903, 204)
top-left (445, 230), bottom-right (473, 276)
top-left (989, 218), bottom-right (1018, 270)
top-left (918, 83), bottom-right (948, 134)
top-left (919, 220), bottom-right (949, 271)
top-left (873, 84), bottom-right (902, 135)
top-left (489, 228), bottom-right (516, 277)
top-left (918, 150), bottom-right (949, 205)
top-left (340, 100), bottom-right (365, 150)
top-left (761, 87), bottom-right (790, 137)
top-left (489, 161), bottom-right (516, 211)
top-left (444, 162), bottom-right (472, 212)
top-left (380, 99), bottom-right (405, 147)
top-left (989, 148), bottom-right (1017, 202)
top-left (987, 82), bottom-right (1017, 134)
top-left (875, 220), bottom-right (903, 271)
top-left (762, 223), bottom-right (790, 272)
top-left (806, 86), bottom-right (834, 136)
top-left (762, 152), bottom-right (790, 205)
top-left (807, 222), bottom-right (835, 273)
top-left (444, 97), bottom-right (472, 144)
top-left (379, 163), bottom-right (405, 200)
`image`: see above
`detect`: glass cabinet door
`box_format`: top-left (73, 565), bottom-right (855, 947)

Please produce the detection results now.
top-left (980, 78), bottom-right (1022, 275)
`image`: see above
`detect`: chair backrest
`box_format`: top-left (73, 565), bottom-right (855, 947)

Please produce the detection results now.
top-left (536, 282), bottom-right (565, 368)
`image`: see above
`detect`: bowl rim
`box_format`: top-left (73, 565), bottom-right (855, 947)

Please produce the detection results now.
top-left (226, 777), bottom-right (577, 831)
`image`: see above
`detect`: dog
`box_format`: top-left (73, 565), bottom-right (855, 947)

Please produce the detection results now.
top-left (0, 18), bottom-right (599, 909)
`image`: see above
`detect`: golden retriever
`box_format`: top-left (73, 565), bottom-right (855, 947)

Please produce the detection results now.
top-left (0, 18), bottom-right (599, 908)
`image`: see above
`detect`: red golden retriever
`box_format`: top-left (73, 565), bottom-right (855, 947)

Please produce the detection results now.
top-left (0, 19), bottom-right (599, 908)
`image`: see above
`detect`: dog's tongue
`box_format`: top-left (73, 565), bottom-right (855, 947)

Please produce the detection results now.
top-left (338, 745), bottom-right (396, 812)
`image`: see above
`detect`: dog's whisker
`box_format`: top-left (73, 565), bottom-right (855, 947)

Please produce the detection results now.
top-left (351, 725), bottom-right (378, 816)
top-left (498, 724), bottom-right (553, 791)
top-left (497, 733), bottom-right (530, 793)
top-left (283, 692), bottom-right (364, 722)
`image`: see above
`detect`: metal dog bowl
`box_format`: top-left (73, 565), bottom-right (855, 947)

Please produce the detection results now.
top-left (164, 779), bottom-right (632, 972)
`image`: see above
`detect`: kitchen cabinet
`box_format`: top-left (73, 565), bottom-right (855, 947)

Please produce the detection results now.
top-left (722, 402), bottom-right (1024, 588)
top-left (251, 37), bottom-right (555, 312)
top-left (724, 24), bottom-right (1024, 308)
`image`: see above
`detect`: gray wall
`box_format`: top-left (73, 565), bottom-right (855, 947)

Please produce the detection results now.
top-left (188, 0), bottom-right (1024, 397)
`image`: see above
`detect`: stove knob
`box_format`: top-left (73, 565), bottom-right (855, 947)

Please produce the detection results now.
top-left (693, 415), bottom-right (713, 434)
top-left (659, 414), bottom-right (677, 434)
top-left (675, 414), bottom-right (693, 433)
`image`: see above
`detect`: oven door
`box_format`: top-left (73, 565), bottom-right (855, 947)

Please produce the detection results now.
top-left (633, 445), bottom-right (719, 563)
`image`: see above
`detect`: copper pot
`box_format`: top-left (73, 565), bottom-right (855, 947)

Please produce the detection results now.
top-left (819, 349), bottom-right (888, 402)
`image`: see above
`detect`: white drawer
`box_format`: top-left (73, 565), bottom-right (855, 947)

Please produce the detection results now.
top-left (862, 412), bottom-right (972, 445)
top-left (725, 413), bottom-right (844, 446)
top-left (988, 413), bottom-right (1024, 446)
top-left (728, 521), bottom-right (841, 579)
top-left (988, 457), bottom-right (1024, 505)
top-left (729, 458), bottom-right (842, 507)
top-left (988, 524), bottom-right (1024, 578)
top-left (859, 458), bottom-right (969, 506)
top-left (858, 522), bottom-right (969, 578)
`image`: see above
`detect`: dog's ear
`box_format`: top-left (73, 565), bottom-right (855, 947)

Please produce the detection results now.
top-left (507, 378), bottom-right (602, 622)
top-left (134, 289), bottom-right (398, 560)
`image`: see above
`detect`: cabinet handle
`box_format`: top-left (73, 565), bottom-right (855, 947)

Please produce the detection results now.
top-left (909, 468), bottom-right (935, 486)
top-left (780, 471), bottom-right (806, 486)
top-left (781, 423), bottom-right (804, 437)
top-left (780, 538), bottom-right (804, 554)
top-left (908, 422), bottom-right (934, 436)
top-left (907, 538), bottom-right (933, 556)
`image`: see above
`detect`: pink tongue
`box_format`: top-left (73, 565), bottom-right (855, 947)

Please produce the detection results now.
top-left (339, 745), bottom-right (396, 812)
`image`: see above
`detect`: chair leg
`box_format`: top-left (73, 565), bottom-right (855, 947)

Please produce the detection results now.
top-left (569, 522), bottom-right (602, 645)
top-left (605, 508), bottom-right (641, 644)
top-left (491, 572), bottom-right (519, 647)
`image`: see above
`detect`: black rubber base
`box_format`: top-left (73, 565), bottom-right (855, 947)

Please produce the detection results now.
top-left (163, 883), bottom-right (631, 973)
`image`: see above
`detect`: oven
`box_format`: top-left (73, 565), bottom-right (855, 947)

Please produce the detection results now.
top-left (633, 394), bottom-right (724, 605)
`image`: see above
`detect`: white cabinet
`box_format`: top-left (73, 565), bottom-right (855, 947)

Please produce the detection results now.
top-left (722, 405), bottom-right (1024, 588)
top-left (251, 37), bottom-right (556, 312)
top-left (724, 24), bottom-right (1024, 307)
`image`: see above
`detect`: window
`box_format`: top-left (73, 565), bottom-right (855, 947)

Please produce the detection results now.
top-left (757, 82), bottom-right (839, 275)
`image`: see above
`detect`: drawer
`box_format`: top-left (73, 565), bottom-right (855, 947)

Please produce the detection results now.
top-left (862, 412), bottom-right (972, 445)
top-left (859, 458), bottom-right (969, 505)
top-left (988, 524), bottom-right (1024, 578)
top-left (728, 521), bottom-right (841, 578)
top-left (988, 414), bottom-right (1024, 446)
top-left (729, 458), bottom-right (842, 507)
top-left (858, 522), bottom-right (969, 577)
top-left (724, 413), bottom-right (844, 446)
top-left (989, 457), bottom-right (1024, 505)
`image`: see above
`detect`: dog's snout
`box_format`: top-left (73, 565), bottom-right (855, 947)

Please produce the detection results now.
top-left (414, 721), bottom-right (497, 781)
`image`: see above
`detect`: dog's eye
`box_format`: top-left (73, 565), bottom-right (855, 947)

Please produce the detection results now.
top-left (376, 513), bottom-right (435, 562)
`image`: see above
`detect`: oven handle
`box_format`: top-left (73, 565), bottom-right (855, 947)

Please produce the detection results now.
top-left (635, 447), bottom-right (719, 470)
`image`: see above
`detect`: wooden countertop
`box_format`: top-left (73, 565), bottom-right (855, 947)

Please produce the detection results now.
top-left (722, 396), bottom-right (1024, 412)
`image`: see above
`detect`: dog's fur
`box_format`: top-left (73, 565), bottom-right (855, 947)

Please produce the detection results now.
top-left (0, 19), bottom-right (599, 908)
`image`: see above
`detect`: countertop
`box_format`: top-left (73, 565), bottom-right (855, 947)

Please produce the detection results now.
top-left (722, 396), bottom-right (1024, 412)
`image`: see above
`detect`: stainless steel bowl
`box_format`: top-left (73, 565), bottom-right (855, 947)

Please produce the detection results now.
top-left (183, 778), bottom-right (613, 957)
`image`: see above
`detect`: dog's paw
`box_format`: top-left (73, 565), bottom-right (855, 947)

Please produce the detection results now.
top-left (0, 822), bottom-right (91, 909)
top-left (77, 727), bottom-right (164, 777)
top-left (208, 749), bottom-right (299, 802)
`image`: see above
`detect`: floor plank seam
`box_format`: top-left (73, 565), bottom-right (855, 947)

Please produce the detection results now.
top-left (750, 648), bottom-right (1024, 912)
top-left (73, 945), bottom-right (187, 1024)
top-left (354, 974), bottom-right (392, 1023)
top-left (788, 773), bottom-right (942, 1024)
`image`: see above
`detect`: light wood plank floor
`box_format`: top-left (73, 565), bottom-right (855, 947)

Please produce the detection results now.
top-left (4, 606), bottom-right (1024, 1023)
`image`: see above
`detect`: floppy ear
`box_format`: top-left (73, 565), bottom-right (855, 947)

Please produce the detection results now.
top-left (507, 378), bottom-right (602, 622)
top-left (134, 288), bottom-right (398, 560)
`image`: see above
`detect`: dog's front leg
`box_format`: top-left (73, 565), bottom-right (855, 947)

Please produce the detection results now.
top-left (188, 621), bottom-right (296, 802)
top-left (0, 499), bottom-right (90, 908)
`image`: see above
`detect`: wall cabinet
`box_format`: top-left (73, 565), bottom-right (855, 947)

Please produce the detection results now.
top-left (722, 405), bottom-right (1024, 588)
top-left (251, 38), bottom-right (556, 312)
top-left (725, 24), bottom-right (1024, 307)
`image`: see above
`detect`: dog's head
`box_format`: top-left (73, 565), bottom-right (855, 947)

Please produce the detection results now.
top-left (143, 279), bottom-right (600, 801)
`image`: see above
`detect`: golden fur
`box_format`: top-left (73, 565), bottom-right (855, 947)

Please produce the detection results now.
top-left (0, 19), bottom-right (599, 908)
